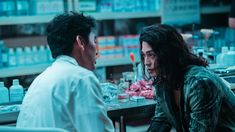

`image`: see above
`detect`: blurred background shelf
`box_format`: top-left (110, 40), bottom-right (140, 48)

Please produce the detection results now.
top-left (0, 15), bottom-right (55, 25)
top-left (0, 57), bottom-right (140, 78)
top-left (88, 11), bottom-right (161, 20)
top-left (0, 5), bottom-right (230, 25)
top-left (0, 11), bottom-right (160, 25)
top-left (0, 63), bottom-right (51, 78)
top-left (201, 5), bottom-right (230, 14)
top-left (96, 57), bottom-right (140, 67)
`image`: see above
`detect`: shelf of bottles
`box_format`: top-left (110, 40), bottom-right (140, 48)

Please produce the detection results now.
top-left (0, 58), bottom-right (140, 78)
top-left (0, 0), bottom-right (161, 25)
top-left (0, 34), bottom-right (141, 78)
top-left (0, 15), bottom-right (56, 25)
top-left (0, 63), bottom-right (51, 78)
top-left (0, 0), bottom-right (231, 25)
top-left (0, 10), bottom-right (161, 25)
top-left (0, 0), bottom-right (70, 25)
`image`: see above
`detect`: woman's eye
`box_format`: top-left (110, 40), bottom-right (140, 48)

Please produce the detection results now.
top-left (147, 53), bottom-right (155, 58)
top-left (141, 53), bottom-right (145, 58)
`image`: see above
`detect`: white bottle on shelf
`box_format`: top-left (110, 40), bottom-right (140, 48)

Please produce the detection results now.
top-left (24, 46), bottom-right (33, 65)
top-left (216, 46), bottom-right (229, 67)
top-left (8, 48), bottom-right (17, 67)
top-left (0, 81), bottom-right (9, 104)
top-left (0, 40), bottom-right (3, 67)
top-left (16, 47), bottom-right (25, 66)
top-left (223, 46), bottom-right (235, 67)
top-left (16, 0), bottom-right (29, 16)
top-left (0, 40), bottom-right (9, 67)
top-left (32, 45), bottom-right (40, 64)
top-left (39, 45), bottom-right (48, 63)
top-left (9, 79), bottom-right (24, 102)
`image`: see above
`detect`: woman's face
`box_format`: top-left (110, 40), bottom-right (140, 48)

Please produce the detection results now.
top-left (141, 41), bottom-right (158, 77)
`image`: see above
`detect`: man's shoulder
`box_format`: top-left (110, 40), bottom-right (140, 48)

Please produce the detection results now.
top-left (51, 61), bottom-right (93, 76)
top-left (35, 62), bottom-right (96, 86)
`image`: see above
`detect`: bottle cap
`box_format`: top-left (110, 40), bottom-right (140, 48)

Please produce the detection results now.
top-left (16, 47), bottom-right (23, 53)
top-left (221, 46), bottom-right (229, 53)
top-left (230, 47), bottom-right (235, 51)
top-left (0, 82), bottom-right (4, 87)
top-left (32, 46), bottom-right (38, 51)
top-left (24, 46), bottom-right (31, 53)
top-left (13, 79), bottom-right (19, 85)
top-left (9, 48), bottom-right (15, 53)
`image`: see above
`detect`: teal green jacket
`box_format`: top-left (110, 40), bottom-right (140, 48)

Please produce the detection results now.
top-left (147, 65), bottom-right (235, 132)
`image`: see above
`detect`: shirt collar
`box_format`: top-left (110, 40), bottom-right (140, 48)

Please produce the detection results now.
top-left (56, 55), bottom-right (79, 66)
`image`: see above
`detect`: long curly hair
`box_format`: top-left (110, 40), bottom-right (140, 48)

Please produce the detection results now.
top-left (139, 24), bottom-right (208, 90)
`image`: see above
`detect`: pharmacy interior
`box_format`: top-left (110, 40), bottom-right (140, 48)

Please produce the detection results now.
top-left (0, 0), bottom-right (235, 132)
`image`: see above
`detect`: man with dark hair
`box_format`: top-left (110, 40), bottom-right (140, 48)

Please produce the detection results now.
top-left (17, 12), bottom-right (114, 132)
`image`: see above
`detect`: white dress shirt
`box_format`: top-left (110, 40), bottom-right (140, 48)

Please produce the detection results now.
top-left (17, 55), bottom-right (114, 132)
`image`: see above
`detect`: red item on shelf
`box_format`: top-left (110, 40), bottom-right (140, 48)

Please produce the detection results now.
top-left (130, 52), bottom-right (135, 62)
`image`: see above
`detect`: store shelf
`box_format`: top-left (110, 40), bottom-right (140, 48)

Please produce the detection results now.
top-left (0, 11), bottom-right (160, 25)
top-left (0, 15), bottom-right (56, 25)
top-left (88, 11), bottom-right (161, 20)
top-left (0, 57), bottom-right (140, 78)
top-left (0, 63), bottom-right (51, 78)
top-left (0, 4), bottom-right (230, 25)
top-left (201, 5), bottom-right (230, 14)
top-left (96, 57), bottom-right (140, 67)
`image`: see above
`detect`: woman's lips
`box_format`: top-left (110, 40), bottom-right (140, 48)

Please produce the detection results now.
top-left (148, 69), bottom-right (153, 73)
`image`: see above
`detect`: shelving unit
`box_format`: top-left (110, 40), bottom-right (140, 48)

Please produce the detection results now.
top-left (0, 5), bottom-right (230, 25)
top-left (201, 5), bottom-right (230, 14)
top-left (0, 63), bottom-right (51, 78)
top-left (0, 0), bottom-right (231, 78)
top-left (88, 11), bottom-right (161, 20)
top-left (0, 57), bottom-right (140, 78)
top-left (0, 15), bottom-right (55, 25)
top-left (96, 57), bottom-right (140, 67)
top-left (0, 11), bottom-right (161, 25)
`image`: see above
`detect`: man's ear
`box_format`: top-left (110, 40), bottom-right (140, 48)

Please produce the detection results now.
top-left (75, 35), bottom-right (85, 51)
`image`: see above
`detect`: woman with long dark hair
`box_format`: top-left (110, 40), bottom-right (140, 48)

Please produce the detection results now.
top-left (139, 24), bottom-right (235, 132)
